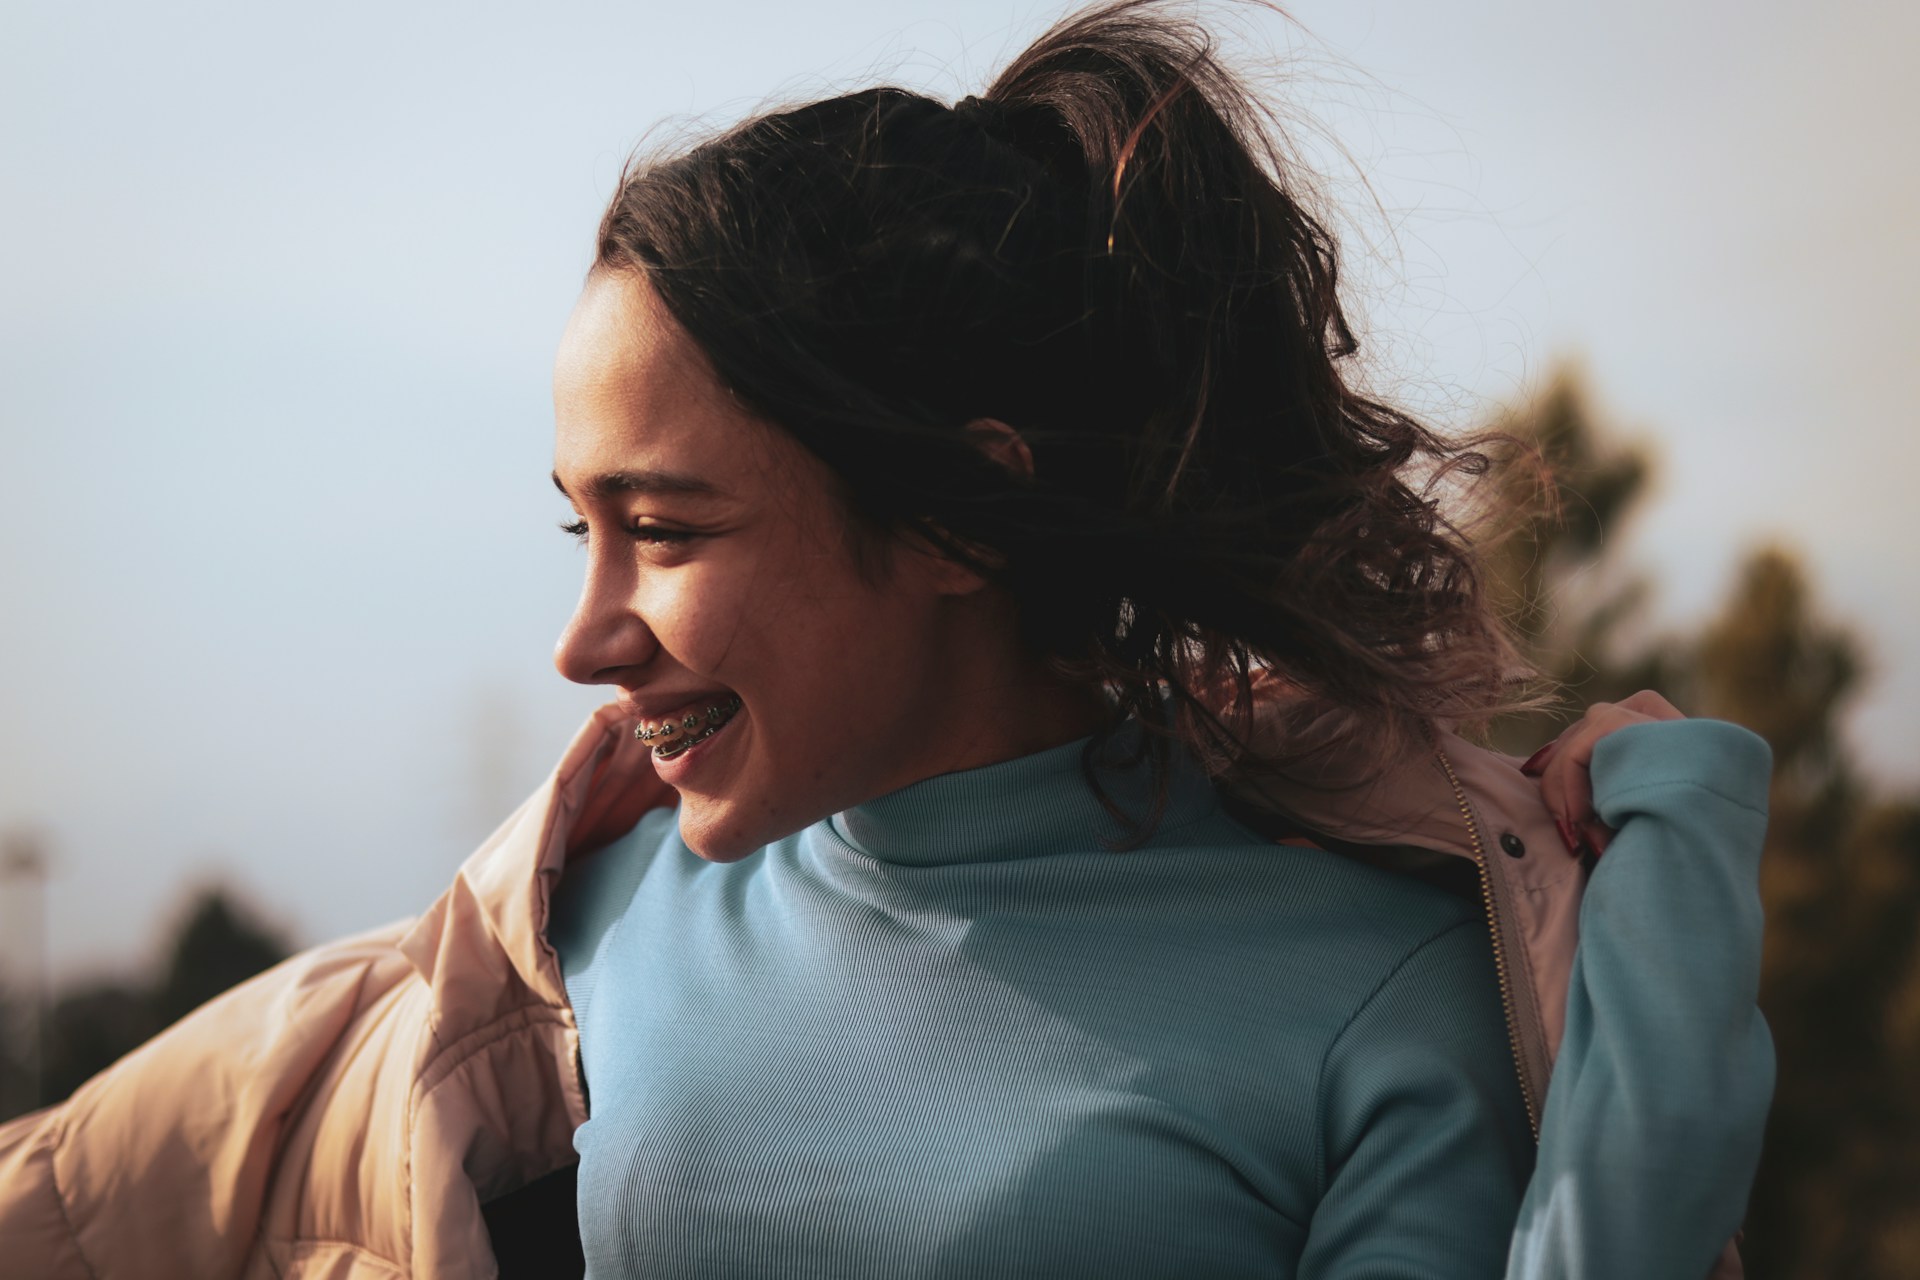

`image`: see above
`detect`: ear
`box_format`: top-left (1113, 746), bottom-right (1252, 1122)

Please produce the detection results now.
top-left (964, 417), bottom-right (1035, 482)
top-left (890, 419), bottom-right (1032, 596)
top-left (896, 520), bottom-right (998, 597)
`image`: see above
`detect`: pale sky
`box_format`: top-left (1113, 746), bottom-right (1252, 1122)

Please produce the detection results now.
top-left (3, 0), bottom-right (1915, 981)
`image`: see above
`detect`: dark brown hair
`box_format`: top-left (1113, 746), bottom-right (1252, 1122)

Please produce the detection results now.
top-left (594, 0), bottom-right (1535, 840)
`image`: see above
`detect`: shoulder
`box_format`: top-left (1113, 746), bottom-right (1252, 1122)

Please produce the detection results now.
top-left (1129, 811), bottom-right (1488, 1033)
top-left (1075, 815), bottom-right (1510, 1146)
top-left (1283, 840), bottom-right (1488, 1025)
top-left (1186, 808), bottom-right (1482, 946)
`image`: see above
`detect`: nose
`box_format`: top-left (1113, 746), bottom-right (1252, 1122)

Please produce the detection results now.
top-left (553, 559), bottom-right (657, 686)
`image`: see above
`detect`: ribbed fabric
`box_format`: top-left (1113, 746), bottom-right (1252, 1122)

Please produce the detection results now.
top-left (1505, 719), bottom-right (1776, 1280)
top-left (549, 721), bottom-right (1534, 1278)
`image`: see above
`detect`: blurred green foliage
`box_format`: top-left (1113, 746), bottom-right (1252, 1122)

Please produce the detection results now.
top-left (1483, 366), bottom-right (1920, 1277)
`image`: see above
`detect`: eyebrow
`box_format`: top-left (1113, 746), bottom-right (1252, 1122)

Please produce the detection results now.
top-left (551, 468), bottom-right (727, 503)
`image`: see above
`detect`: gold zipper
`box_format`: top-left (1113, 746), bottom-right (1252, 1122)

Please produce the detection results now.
top-left (1431, 741), bottom-right (1543, 1142)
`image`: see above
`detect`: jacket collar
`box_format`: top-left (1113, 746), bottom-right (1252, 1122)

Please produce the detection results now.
top-left (1204, 671), bottom-right (1559, 868)
top-left (397, 703), bottom-right (673, 1014)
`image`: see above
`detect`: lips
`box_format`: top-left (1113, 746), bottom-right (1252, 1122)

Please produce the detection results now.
top-left (621, 689), bottom-right (733, 729)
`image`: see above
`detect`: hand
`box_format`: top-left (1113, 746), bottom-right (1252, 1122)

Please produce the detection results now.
top-left (1520, 690), bottom-right (1687, 858)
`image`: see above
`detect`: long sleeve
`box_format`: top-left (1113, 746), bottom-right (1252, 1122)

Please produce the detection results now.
top-left (1301, 920), bottom-right (1537, 1278)
top-left (1506, 719), bottom-right (1776, 1279)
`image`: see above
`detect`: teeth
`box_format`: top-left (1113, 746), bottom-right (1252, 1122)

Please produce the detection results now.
top-left (653, 721), bottom-right (721, 760)
top-left (634, 695), bottom-right (741, 756)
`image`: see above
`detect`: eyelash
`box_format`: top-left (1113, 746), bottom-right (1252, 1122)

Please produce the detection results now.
top-left (558, 519), bottom-right (697, 547)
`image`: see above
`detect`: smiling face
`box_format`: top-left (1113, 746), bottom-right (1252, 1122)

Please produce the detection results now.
top-left (551, 272), bottom-right (1109, 861)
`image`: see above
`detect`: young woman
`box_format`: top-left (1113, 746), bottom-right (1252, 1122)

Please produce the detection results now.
top-left (0, 3), bottom-right (1772, 1277)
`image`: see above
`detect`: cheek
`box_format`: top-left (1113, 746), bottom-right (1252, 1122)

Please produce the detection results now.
top-left (667, 515), bottom-right (941, 750)
top-left (737, 574), bottom-right (926, 727)
top-left (636, 561), bottom-right (762, 673)
top-left (770, 596), bottom-right (938, 738)
top-left (658, 536), bottom-right (864, 687)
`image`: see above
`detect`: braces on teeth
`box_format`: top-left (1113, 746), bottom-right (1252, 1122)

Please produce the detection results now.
top-left (635, 695), bottom-right (743, 759)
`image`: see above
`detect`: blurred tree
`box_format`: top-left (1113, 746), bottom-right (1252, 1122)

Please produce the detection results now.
top-left (0, 993), bottom-right (31, 1120)
top-left (37, 982), bottom-right (159, 1110)
top-left (1, 884), bottom-right (290, 1121)
top-left (0, 832), bottom-right (49, 1120)
top-left (1694, 551), bottom-right (1920, 1278)
top-left (1482, 365), bottom-right (1920, 1278)
top-left (153, 886), bottom-right (291, 1029)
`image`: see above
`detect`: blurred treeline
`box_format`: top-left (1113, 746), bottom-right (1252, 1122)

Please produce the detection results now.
top-left (0, 887), bottom-right (290, 1122)
top-left (1480, 367), bottom-right (1920, 1277)
top-left (1, 368), bottom-right (1915, 1273)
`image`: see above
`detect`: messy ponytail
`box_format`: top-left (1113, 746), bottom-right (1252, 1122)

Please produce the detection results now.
top-left (596, 0), bottom-right (1536, 840)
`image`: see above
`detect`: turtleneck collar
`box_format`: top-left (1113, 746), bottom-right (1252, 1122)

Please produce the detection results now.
top-left (823, 715), bottom-right (1221, 868)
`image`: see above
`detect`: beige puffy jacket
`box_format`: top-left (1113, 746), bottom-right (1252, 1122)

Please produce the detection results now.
top-left (0, 690), bottom-right (1746, 1277)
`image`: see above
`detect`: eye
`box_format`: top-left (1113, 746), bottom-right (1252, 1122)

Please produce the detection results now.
top-left (557, 518), bottom-right (698, 547)
top-left (630, 524), bottom-right (697, 545)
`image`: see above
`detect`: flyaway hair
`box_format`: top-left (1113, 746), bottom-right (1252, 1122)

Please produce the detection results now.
top-left (596, 0), bottom-right (1542, 843)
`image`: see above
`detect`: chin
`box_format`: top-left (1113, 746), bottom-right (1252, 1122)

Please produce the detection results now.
top-left (674, 800), bottom-right (777, 864)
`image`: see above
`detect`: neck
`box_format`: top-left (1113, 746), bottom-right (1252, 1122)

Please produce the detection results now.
top-left (928, 665), bottom-right (1120, 779)
top-left (893, 595), bottom-right (1119, 787)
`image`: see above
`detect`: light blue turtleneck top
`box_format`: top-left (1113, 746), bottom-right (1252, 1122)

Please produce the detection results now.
top-left (551, 716), bottom-right (1774, 1278)
top-left (549, 722), bottom-right (1537, 1277)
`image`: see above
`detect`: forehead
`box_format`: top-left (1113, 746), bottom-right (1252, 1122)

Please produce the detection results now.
top-left (551, 272), bottom-right (773, 496)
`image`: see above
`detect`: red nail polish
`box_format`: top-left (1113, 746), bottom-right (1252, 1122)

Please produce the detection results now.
top-left (1521, 744), bottom-right (1553, 776)
top-left (1580, 826), bottom-right (1609, 862)
top-left (1556, 816), bottom-right (1578, 855)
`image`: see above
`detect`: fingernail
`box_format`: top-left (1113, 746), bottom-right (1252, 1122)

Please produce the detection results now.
top-left (1556, 816), bottom-right (1579, 855)
top-left (1521, 744), bottom-right (1553, 776)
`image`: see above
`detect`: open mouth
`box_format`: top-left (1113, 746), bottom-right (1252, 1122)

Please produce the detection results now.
top-left (638, 694), bottom-right (743, 761)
